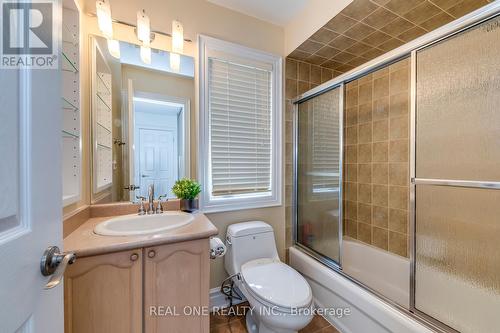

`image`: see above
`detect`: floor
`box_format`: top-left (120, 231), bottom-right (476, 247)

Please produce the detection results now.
top-left (210, 303), bottom-right (340, 333)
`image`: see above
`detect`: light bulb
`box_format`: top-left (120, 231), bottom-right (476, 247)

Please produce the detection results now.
top-left (136, 10), bottom-right (150, 46)
top-left (172, 20), bottom-right (183, 54)
top-left (170, 52), bottom-right (180, 72)
top-left (107, 39), bottom-right (120, 59)
top-left (140, 46), bottom-right (151, 65)
top-left (96, 0), bottom-right (113, 38)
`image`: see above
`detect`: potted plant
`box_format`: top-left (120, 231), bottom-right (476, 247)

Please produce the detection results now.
top-left (172, 178), bottom-right (202, 212)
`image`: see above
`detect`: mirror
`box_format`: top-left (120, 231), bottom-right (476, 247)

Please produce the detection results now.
top-left (90, 35), bottom-right (195, 204)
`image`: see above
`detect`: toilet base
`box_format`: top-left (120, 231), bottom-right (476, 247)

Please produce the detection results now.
top-left (245, 311), bottom-right (298, 333)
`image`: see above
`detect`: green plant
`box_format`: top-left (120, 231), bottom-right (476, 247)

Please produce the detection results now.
top-left (172, 178), bottom-right (202, 200)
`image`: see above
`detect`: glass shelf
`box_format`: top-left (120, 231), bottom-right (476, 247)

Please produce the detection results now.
top-left (62, 22), bottom-right (78, 46)
top-left (97, 143), bottom-right (112, 150)
top-left (96, 92), bottom-right (111, 110)
top-left (97, 122), bottom-right (111, 133)
top-left (97, 73), bottom-right (111, 95)
top-left (62, 97), bottom-right (78, 111)
top-left (62, 130), bottom-right (79, 139)
top-left (62, 52), bottom-right (78, 73)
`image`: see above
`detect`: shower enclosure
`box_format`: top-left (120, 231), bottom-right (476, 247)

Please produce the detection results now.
top-left (292, 4), bottom-right (500, 333)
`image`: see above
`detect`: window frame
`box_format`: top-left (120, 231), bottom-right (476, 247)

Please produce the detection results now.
top-left (198, 35), bottom-right (282, 213)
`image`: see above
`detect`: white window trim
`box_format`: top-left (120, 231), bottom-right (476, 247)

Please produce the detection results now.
top-left (198, 35), bottom-right (282, 213)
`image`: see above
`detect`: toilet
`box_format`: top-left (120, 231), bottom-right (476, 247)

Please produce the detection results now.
top-left (224, 221), bottom-right (313, 333)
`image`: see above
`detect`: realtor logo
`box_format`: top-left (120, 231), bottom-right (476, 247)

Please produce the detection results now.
top-left (1, 0), bottom-right (58, 68)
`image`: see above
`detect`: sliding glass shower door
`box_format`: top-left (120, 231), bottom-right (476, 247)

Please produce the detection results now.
top-left (296, 87), bottom-right (342, 264)
top-left (413, 14), bottom-right (500, 333)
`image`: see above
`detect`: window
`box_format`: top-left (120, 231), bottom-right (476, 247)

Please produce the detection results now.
top-left (199, 35), bottom-right (282, 212)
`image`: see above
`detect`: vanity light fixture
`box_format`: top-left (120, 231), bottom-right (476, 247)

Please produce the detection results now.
top-left (96, 0), bottom-right (113, 38)
top-left (171, 20), bottom-right (184, 54)
top-left (136, 10), bottom-right (151, 46)
top-left (140, 45), bottom-right (151, 65)
top-left (170, 52), bottom-right (180, 72)
top-left (107, 39), bottom-right (120, 59)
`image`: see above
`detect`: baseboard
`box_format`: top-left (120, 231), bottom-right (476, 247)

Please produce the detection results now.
top-left (209, 286), bottom-right (246, 310)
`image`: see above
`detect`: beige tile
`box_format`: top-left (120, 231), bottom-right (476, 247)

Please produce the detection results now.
top-left (346, 163), bottom-right (358, 182)
top-left (380, 17), bottom-right (415, 37)
top-left (389, 92), bottom-right (408, 118)
top-left (372, 142), bottom-right (389, 162)
top-left (299, 62), bottom-right (311, 82)
top-left (362, 7), bottom-right (398, 29)
top-left (311, 65), bottom-right (322, 84)
top-left (373, 75), bottom-right (390, 97)
top-left (358, 203), bottom-right (372, 224)
top-left (330, 35), bottom-right (358, 50)
top-left (346, 219), bottom-right (358, 238)
top-left (346, 182), bottom-right (358, 202)
top-left (358, 73), bottom-right (373, 85)
top-left (373, 205), bottom-right (389, 228)
top-left (332, 51), bottom-right (356, 63)
top-left (373, 119), bottom-right (389, 142)
top-left (361, 47), bottom-right (385, 60)
top-left (346, 145), bottom-right (358, 163)
top-left (358, 163), bottom-right (372, 183)
top-left (397, 26), bottom-right (427, 42)
top-left (346, 200), bottom-right (358, 220)
top-left (346, 86), bottom-right (359, 107)
top-left (403, 1), bottom-right (441, 25)
top-left (346, 107), bottom-right (358, 126)
top-left (384, 0), bottom-right (426, 16)
top-left (358, 222), bottom-right (372, 244)
top-left (420, 12), bottom-right (454, 31)
top-left (325, 14), bottom-right (358, 33)
top-left (389, 208), bottom-right (408, 233)
top-left (389, 140), bottom-right (409, 162)
top-left (378, 38), bottom-right (405, 51)
top-left (288, 49), bottom-right (311, 61)
top-left (298, 81), bottom-right (310, 95)
top-left (344, 22), bottom-right (377, 40)
top-left (362, 30), bottom-right (393, 47)
top-left (389, 185), bottom-right (408, 210)
top-left (373, 96), bottom-right (389, 120)
top-left (299, 314), bottom-right (331, 332)
top-left (321, 68), bottom-right (333, 83)
top-left (389, 162), bottom-right (408, 186)
top-left (346, 42), bottom-right (373, 55)
top-left (358, 82), bottom-right (373, 105)
top-left (372, 184), bottom-right (389, 206)
top-left (358, 123), bottom-right (372, 144)
top-left (286, 79), bottom-right (298, 99)
top-left (372, 227), bottom-right (389, 250)
top-left (389, 231), bottom-right (408, 257)
top-left (358, 183), bottom-right (372, 204)
top-left (346, 126), bottom-right (358, 145)
top-left (373, 163), bottom-right (389, 184)
top-left (358, 143), bottom-right (372, 163)
top-left (310, 28), bottom-right (340, 44)
top-left (389, 116), bottom-right (408, 140)
top-left (358, 103), bottom-right (373, 124)
top-left (307, 54), bottom-right (329, 65)
top-left (429, 0), bottom-right (459, 10)
top-left (447, 0), bottom-right (489, 18)
top-left (342, 0), bottom-right (380, 20)
top-left (298, 39), bottom-right (324, 53)
top-left (286, 58), bottom-right (298, 80)
top-left (316, 45), bottom-right (341, 59)
top-left (390, 67), bottom-right (409, 94)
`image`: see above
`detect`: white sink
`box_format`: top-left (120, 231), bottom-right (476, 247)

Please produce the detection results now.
top-left (94, 212), bottom-right (194, 236)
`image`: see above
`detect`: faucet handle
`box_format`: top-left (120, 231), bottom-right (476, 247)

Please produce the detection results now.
top-left (156, 194), bottom-right (168, 214)
top-left (136, 196), bottom-right (146, 215)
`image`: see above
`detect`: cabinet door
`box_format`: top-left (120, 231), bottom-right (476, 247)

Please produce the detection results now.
top-left (64, 249), bottom-right (142, 333)
top-left (144, 239), bottom-right (210, 333)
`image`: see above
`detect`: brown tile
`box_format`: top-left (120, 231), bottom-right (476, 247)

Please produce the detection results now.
top-left (347, 56), bottom-right (369, 68)
top-left (447, 0), bottom-right (489, 18)
top-left (358, 82), bottom-right (373, 104)
top-left (358, 202), bottom-right (372, 224)
top-left (389, 140), bottom-right (409, 162)
top-left (316, 45), bottom-right (341, 59)
top-left (288, 49), bottom-right (311, 61)
top-left (373, 227), bottom-right (389, 250)
top-left (373, 75), bottom-right (390, 97)
top-left (389, 186), bottom-right (408, 209)
top-left (330, 35), bottom-right (358, 50)
top-left (298, 81), bottom-right (310, 95)
top-left (372, 184), bottom-right (389, 206)
top-left (373, 67), bottom-right (390, 79)
top-left (346, 200), bottom-right (358, 220)
top-left (358, 143), bottom-right (372, 163)
top-left (286, 79), bottom-right (298, 99)
top-left (383, 0), bottom-right (426, 16)
top-left (373, 96), bottom-right (390, 120)
top-left (373, 119), bottom-right (389, 142)
top-left (362, 30), bottom-right (394, 47)
top-left (429, 0), bottom-right (459, 10)
top-left (404, 1), bottom-right (442, 25)
top-left (337, 64), bottom-right (356, 72)
top-left (361, 47), bottom-right (385, 60)
top-left (305, 55), bottom-right (327, 66)
top-left (389, 116), bottom-right (408, 140)
top-left (358, 123), bottom-right (372, 144)
top-left (346, 219), bottom-right (358, 238)
top-left (343, 0), bottom-right (380, 20)
top-left (358, 103), bottom-right (373, 123)
top-left (380, 17), bottom-right (415, 37)
top-left (311, 65), bottom-right (322, 84)
top-left (345, 42), bottom-right (373, 55)
top-left (321, 68), bottom-right (333, 83)
top-left (373, 142), bottom-right (389, 162)
top-left (390, 67), bottom-right (409, 93)
top-left (358, 183), bottom-right (372, 204)
top-left (358, 163), bottom-right (372, 183)
top-left (298, 39), bottom-right (324, 53)
top-left (358, 222), bottom-right (372, 244)
top-left (362, 7), bottom-right (399, 29)
top-left (397, 26), bottom-right (427, 42)
top-left (378, 38), bottom-right (405, 51)
top-left (346, 163), bottom-right (358, 182)
top-left (389, 163), bottom-right (408, 186)
top-left (346, 182), bottom-right (358, 201)
top-left (332, 51), bottom-right (357, 63)
top-left (346, 125), bottom-right (358, 145)
top-left (373, 163), bottom-right (389, 184)
top-left (322, 60), bottom-right (344, 70)
top-left (344, 22), bottom-right (377, 40)
top-left (300, 315), bottom-right (331, 332)
top-left (420, 11), bottom-right (454, 31)
top-left (372, 0), bottom-right (392, 5)
top-left (389, 208), bottom-right (408, 233)
top-left (389, 231), bottom-right (408, 257)
top-left (286, 58), bottom-right (298, 79)
top-left (346, 107), bottom-right (358, 126)
top-left (320, 325), bottom-right (341, 333)
top-left (358, 73), bottom-right (373, 85)
top-left (346, 145), bottom-right (358, 163)
top-left (389, 92), bottom-right (408, 118)
top-left (299, 62), bottom-right (311, 81)
top-left (310, 28), bottom-right (340, 44)
top-left (373, 205), bottom-right (389, 228)
top-left (325, 14), bottom-right (358, 33)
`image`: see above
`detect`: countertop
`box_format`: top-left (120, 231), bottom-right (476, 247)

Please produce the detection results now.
top-left (64, 212), bottom-right (218, 258)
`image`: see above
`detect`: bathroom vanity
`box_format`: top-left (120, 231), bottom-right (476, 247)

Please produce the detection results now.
top-left (63, 210), bottom-right (217, 333)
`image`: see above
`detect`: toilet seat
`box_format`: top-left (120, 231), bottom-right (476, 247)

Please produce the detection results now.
top-left (241, 258), bottom-right (312, 312)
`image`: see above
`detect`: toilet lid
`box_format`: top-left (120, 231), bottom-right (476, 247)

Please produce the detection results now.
top-left (241, 258), bottom-right (312, 309)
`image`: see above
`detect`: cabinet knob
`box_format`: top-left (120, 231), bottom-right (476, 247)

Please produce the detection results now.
top-left (130, 253), bottom-right (139, 261)
top-left (148, 250), bottom-right (156, 258)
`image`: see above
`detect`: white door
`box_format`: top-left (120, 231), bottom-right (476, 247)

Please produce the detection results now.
top-left (138, 129), bottom-right (176, 198)
top-left (0, 4), bottom-right (65, 333)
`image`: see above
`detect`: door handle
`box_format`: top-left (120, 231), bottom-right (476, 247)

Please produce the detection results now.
top-left (141, 174), bottom-right (150, 178)
top-left (40, 246), bottom-right (76, 289)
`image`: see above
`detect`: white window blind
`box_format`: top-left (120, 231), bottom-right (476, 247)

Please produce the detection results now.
top-left (208, 57), bottom-right (272, 197)
top-left (311, 90), bottom-right (340, 193)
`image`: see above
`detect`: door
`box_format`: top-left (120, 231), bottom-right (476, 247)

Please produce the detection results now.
top-left (0, 2), bottom-right (64, 332)
top-left (138, 128), bottom-right (176, 198)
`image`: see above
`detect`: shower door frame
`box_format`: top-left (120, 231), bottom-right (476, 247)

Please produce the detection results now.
top-left (291, 3), bottom-right (500, 333)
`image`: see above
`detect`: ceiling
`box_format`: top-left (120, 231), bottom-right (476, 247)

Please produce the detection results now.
top-left (206, 0), bottom-right (308, 26)
top-left (288, 0), bottom-right (492, 77)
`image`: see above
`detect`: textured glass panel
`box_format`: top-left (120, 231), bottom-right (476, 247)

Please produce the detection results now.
top-left (415, 185), bottom-right (500, 333)
top-left (416, 15), bottom-right (500, 181)
top-left (297, 88), bottom-right (341, 263)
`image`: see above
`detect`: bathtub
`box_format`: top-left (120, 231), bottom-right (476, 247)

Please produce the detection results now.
top-left (289, 241), bottom-right (434, 333)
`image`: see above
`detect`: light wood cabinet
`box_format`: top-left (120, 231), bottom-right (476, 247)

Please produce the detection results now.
top-left (64, 239), bottom-right (210, 333)
top-left (64, 249), bottom-right (142, 333)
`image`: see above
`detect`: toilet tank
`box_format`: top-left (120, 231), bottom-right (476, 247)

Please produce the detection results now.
top-left (224, 221), bottom-right (279, 276)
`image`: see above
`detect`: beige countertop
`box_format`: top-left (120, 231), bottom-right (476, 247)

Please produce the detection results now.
top-left (64, 212), bottom-right (218, 258)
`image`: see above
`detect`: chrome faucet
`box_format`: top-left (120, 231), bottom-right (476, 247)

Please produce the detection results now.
top-left (147, 184), bottom-right (155, 214)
